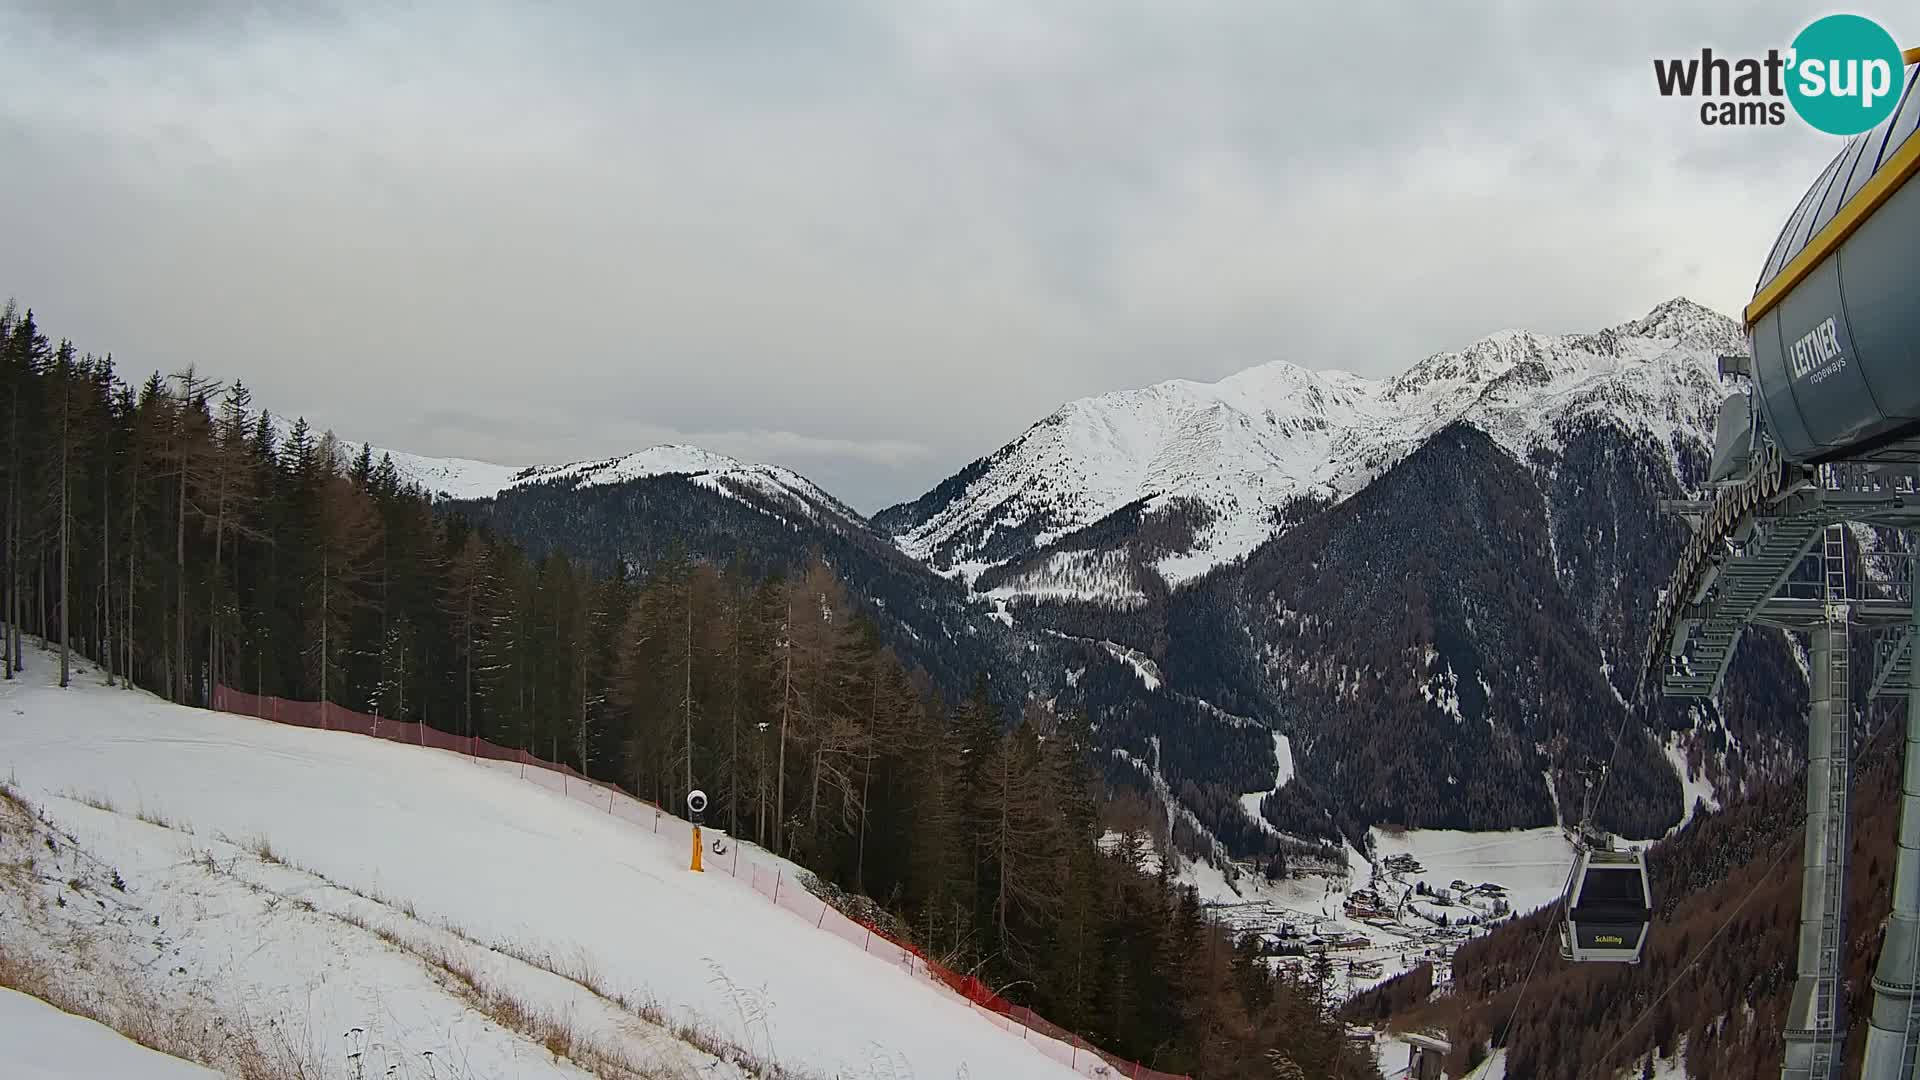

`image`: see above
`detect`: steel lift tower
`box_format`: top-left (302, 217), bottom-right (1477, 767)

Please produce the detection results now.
top-left (1645, 51), bottom-right (1920, 1080)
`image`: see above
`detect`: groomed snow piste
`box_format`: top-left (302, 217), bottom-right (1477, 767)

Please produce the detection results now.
top-left (0, 646), bottom-right (1088, 1080)
top-left (0, 987), bottom-right (219, 1080)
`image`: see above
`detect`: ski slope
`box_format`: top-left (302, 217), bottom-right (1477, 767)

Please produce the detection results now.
top-left (0, 988), bottom-right (219, 1080)
top-left (0, 647), bottom-right (1087, 1079)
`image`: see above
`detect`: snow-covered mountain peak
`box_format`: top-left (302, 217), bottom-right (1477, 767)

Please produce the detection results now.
top-left (515, 443), bottom-right (752, 487)
top-left (1216, 359), bottom-right (1378, 413)
top-left (263, 414), bottom-right (855, 527)
top-left (510, 444), bottom-right (860, 523)
top-left (885, 298), bottom-right (1737, 597)
top-left (1619, 296), bottom-right (1744, 353)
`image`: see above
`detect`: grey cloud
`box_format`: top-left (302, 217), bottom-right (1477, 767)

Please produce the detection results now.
top-left (1, 1), bottom-right (1908, 511)
top-left (5, 0), bottom-right (345, 48)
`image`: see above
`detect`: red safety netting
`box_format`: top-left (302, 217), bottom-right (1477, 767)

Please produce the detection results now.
top-left (209, 686), bottom-right (1190, 1080)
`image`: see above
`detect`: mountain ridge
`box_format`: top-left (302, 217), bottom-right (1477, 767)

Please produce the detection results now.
top-left (877, 297), bottom-right (1741, 599)
top-left (337, 296), bottom-right (1792, 849)
top-left (268, 410), bottom-right (849, 518)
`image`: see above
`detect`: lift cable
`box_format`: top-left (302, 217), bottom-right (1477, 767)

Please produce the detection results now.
top-left (1486, 694), bottom-right (1641, 1069)
top-left (1570, 675), bottom-right (1908, 1079)
top-left (1486, 513), bottom-right (1905, 1074)
top-left (1480, 862), bottom-right (1579, 1072)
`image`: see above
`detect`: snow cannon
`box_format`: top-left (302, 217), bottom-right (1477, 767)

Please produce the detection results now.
top-left (1735, 52), bottom-right (1920, 469)
top-left (687, 789), bottom-right (708, 872)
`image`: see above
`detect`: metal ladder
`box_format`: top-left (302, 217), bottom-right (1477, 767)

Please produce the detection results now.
top-left (1811, 523), bottom-right (1854, 1077)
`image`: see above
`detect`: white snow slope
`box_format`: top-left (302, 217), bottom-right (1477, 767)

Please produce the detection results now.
top-left (1238, 732), bottom-right (1294, 838)
top-left (0, 648), bottom-right (1090, 1080)
top-left (0, 987), bottom-right (220, 1080)
top-left (889, 297), bottom-right (1738, 593)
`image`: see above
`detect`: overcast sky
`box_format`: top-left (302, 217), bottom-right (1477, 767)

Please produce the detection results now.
top-left (0, 2), bottom-right (1908, 510)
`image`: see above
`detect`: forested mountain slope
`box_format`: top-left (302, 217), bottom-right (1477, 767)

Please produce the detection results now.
top-left (1157, 421), bottom-right (1806, 839)
top-left (445, 467), bottom-right (1038, 716)
top-left (390, 299), bottom-right (1812, 852)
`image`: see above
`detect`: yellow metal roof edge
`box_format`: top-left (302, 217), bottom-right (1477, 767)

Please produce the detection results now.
top-left (1745, 68), bottom-right (1920, 328)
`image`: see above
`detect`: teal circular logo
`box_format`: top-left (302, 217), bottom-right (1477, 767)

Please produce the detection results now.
top-left (1786, 15), bottom-right (1905, 135)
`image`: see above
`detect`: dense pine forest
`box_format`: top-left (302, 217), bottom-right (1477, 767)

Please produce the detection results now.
top-left (0, 303), bottom-right (1378, 1079)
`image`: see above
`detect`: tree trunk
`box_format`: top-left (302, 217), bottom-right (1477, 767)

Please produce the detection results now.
top-left (4, 499), bottom-right (13, 680)
top-left (175, 458), bottom-right (186, 703)
top-left (997, 746), bottom-right (1011, 946)
top-left (6, 387), bottom-right (17, 679)
top-left (125, 489), bottom-right (137, 691)
top-left (319, 547), bottom-right (328, 723)
top-left (549, 605), bottom-right (559, 763)
top-left (729, 597), bottom-right (741, 840)
top-left (58, 385), bottom-right (69, 689)
top-left (464, 586), bottom-right (474, 738)
top-left (207, 457), bottom-right (226, 700)
top-left (808, 746), bottom-right (821, 838)
top-left (777, 594), bottom-right (792, 854)
top-left (99, 447), bottom-right (110, 680)
top-left (756, 724), bottom-right (767, 846)
top-left (857, 657), bottom-right (878, 892)
top-left (377, 538), bottom-right (387, 717)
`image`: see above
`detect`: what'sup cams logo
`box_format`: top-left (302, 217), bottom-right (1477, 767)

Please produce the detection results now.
top-left (1654, 14), bottom-right (1905, 134)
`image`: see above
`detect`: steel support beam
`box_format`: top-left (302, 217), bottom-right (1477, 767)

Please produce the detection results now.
top-left (1864, 565), bottom-right (1920, 1079)
top-left (1783, 615), bottom-right (1853, 1079)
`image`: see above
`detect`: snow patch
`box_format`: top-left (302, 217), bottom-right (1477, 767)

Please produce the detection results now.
top-left (1239, 732), bottom-right (1295, 836)
top-left (1101, 641), bottom-right (1164, 691)
top-left (1663, 737), bottom-right (1719, 834)
top-left (984, 548), bottom-right (1148, 607)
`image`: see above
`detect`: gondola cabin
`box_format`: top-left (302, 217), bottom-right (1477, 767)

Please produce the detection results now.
top-left (1560, 848), bottom-right (1652, 964)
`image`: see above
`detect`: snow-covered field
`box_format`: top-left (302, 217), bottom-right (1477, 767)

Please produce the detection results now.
top-left (0, 987), bottom-right (219, 1079)
top-left (1165, 820), bottom-right (1582, 1017)
top-left (0, 645), bottom-right (1088, 1080)
top-left (1367, 826), bottom-right (1574, 919)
